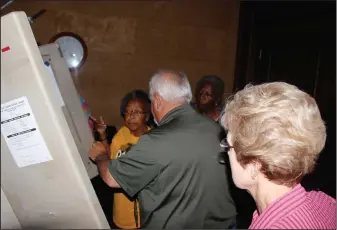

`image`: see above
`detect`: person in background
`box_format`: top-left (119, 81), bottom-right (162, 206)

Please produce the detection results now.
top-left (195, 76), bottom-right (251, 228)
top-left (89, 70), bottom-right (237, 229)
top-left (194, 75), bottom-right (225, 122)
top-left (95, 90), bottom-right (152, 229)
top-left (220, 82), bottom-right (336, 229)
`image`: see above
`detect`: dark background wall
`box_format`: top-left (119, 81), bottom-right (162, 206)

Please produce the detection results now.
top-left (4, 0), bottom-right (240, 127)
top-left (234, 1), bottom-right (336, 198)
top-left (233, 3), bottom-right (336, 227)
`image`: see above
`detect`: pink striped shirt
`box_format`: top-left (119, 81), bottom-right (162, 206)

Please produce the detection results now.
top-left (249, 184), bottom-right (336, 229)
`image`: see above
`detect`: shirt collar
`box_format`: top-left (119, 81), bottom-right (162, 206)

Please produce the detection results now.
top-left (250, 184), bottom-right (306, 229)
top-left (158, 103), bottom-right (194, 126)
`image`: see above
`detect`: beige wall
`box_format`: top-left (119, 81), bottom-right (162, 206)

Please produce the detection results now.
top-left (6, 0), bottom-right (239, 127)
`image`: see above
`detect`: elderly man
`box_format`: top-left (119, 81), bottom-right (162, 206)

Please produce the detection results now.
top-left (89, 70), bottom-right (236, 229)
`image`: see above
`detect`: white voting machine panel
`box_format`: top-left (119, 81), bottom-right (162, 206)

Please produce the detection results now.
top-left (1, 11), bottom-right (109, 228)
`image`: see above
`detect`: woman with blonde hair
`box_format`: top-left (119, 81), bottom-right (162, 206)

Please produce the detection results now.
top-left (219, 82), bottom-right (336, 229)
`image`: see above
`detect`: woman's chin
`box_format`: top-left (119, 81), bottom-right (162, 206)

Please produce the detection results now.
top-left (126, 124), bottom-right (140, 131)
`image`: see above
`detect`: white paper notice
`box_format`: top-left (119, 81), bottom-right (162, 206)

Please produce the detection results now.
top-left (1, 96), bottom-right (53, 168)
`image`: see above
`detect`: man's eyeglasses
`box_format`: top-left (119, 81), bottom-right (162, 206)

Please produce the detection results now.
top-left (218, 137), bottom-right (233, 164)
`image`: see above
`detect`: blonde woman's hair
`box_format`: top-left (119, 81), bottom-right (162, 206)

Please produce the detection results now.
top-left (221, 82), bottom-right (326, 186)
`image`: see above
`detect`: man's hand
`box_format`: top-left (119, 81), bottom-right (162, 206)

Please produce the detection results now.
top-left (89, 141), bottom-right (108, 162)
top-left (89, 141), bottom-right (120, 188)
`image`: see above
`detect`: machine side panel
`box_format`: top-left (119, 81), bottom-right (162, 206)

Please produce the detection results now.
top-left (1, 12), bottom-right (109, 228)
top-left (1, 187), bottom-right (21, 229)
top-left (40, 48), bottom-right (98, 179)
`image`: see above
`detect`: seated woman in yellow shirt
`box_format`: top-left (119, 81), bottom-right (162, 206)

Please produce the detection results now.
top-left (96, 90), bottom-right (152, 229)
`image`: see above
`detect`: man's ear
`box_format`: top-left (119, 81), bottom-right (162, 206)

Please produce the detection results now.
top-left (154, 93), bottom-right (162, 110)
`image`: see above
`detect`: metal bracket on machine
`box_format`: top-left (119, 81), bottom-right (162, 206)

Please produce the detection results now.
top-left (1, 0), bottom-right (46, 25)
top-left (1, 0), bottom-right (14, 11)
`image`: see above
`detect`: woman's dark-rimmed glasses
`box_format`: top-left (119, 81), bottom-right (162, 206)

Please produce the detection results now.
top-left (218, 137), bottom-right (233, 164)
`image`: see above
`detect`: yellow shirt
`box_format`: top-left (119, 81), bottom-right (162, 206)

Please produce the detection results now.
top-left (110, 126), bottom-right (150, 229)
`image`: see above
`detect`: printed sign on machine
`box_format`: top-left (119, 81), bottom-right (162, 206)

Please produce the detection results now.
top-left (1, 96), bottom-right (53, 167)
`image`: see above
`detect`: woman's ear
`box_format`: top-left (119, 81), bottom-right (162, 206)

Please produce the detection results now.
top-left (250, 161), bottom-right (262, 180)
top-left (146, 114), bottom-right (150, 122)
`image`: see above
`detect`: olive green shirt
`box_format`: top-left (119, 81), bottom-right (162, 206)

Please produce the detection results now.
top-left (109, 104), bottom-right (236, 228)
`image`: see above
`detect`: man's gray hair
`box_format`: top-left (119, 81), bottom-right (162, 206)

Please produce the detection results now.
top-left (149, 69), bottom-right (192, 103)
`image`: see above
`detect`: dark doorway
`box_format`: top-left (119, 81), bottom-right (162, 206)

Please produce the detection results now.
top-left (233, 1), bottom-right (336, 228)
